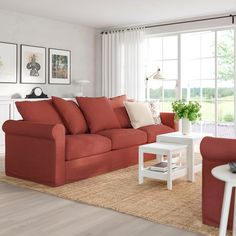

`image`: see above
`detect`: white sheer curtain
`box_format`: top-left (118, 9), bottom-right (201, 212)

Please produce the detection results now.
top-left (102, 28), bottom-right (145, 100)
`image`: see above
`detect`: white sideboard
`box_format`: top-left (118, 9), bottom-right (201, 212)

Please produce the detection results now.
top-left (0, 100), bottom-right (13, 154)
top-left (0, 98), bottom-right (24, 154)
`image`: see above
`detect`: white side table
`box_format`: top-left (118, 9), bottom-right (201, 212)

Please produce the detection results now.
top-left (157, 132), bottom-right (210, 182)
top-left (212, 164), bottom-right (236, 236)
top-left (139, 142), bottom-right (187, 190)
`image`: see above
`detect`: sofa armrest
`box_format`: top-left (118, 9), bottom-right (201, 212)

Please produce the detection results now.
top-left (3, 120), bottom-right (66, 186)
top-left (160, 112), bottom-right (179, 131)
top-left (200, 136), bottom-right (236, 162)
top-left (3, 120), bottom-right (65, 139)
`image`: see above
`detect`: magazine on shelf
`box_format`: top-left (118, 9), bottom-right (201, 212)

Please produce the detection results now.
top-left (148, 162), bottom-right (178, 172)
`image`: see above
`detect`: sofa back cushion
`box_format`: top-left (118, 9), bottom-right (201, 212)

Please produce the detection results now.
top-left (109, 95), bottom-right (132, 128)
top-left (76, 97), bottom-right (121, 133)
top-left (52, 96), bottom-right (88, 134)
top-left (16, 99), bottom-right (64, 126)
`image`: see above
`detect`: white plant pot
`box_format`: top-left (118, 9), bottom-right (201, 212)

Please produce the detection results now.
top-left (182, 118), bottom-right (192, 135)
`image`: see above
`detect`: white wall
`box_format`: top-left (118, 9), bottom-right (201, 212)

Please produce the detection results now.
top-left (0, 9), bottom-right (96, 98)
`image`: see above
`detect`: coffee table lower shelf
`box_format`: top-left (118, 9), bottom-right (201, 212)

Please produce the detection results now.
top-left (142, 166), bottom-right (187, 181)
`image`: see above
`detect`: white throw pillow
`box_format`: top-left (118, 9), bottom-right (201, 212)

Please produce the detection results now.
top-left (148, 100), bottom-right (162, 124)
top-left (124, 101), bottom-right (155, 129)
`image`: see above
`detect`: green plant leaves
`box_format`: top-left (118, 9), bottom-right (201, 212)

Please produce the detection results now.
top-left (171, 100), bottom-right (201, 123)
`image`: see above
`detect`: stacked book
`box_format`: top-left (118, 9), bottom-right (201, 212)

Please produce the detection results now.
top-left (148, 162), bottom-right (178, 172)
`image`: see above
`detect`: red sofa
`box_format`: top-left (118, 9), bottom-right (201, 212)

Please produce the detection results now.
top-left (3, 96), bottom-right (178, 187)
top-left (200, 136), bottom-right (236, 230)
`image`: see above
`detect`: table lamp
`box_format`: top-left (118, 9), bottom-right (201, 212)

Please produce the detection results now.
top-left (73, 80), bottom-right (90, 96)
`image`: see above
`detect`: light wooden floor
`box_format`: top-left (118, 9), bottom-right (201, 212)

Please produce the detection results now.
top-left (0, 157), bottom-right (200, 236)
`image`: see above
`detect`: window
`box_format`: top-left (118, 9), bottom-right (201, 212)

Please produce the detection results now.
top-left (144, 35), bottom-right (178, 111)
top-left (144, 28), bottom-right (235, 137)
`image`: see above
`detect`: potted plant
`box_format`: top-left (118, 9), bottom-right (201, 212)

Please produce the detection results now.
top-left (171, 100), bottom-right (201, 135)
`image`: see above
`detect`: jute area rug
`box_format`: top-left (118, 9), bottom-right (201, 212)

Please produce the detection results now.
top-left (0, 162), bottom-right (224, 236)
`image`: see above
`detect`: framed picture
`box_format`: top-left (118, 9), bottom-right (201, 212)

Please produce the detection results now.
top-left (0, 42), bottom-right (17, 83)
top-left (48, 48), bottom-right (71, 84)
top-left (20, 44), bottom-right (46, 84)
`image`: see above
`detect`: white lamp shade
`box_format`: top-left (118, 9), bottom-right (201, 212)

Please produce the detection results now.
top-left (153, 69), bottom-right (164, 80)
top-left (73, 80), bottom-right (90, 97)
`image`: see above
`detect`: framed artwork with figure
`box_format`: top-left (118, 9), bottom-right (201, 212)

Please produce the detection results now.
top-left (48, 48), bottom-right (71, 84)
top-left (0, 41), bottom-right (17, 83)
top-left (20, 44), bottom-right (46, 84)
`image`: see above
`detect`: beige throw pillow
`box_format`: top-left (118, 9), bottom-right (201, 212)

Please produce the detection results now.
top-left (124, 101), bottom-right (155, 129)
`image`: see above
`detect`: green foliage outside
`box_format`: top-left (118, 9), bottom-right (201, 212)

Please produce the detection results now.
top-left (224, 114), bottom-right (234, 122)
top-left (150, 87), bottom-right (234, 100)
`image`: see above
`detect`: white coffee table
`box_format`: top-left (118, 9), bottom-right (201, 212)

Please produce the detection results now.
top-left (157, 132), bottom-right (210, 182)
top-left (139, 142), bottom-right (187, 190)
top-left (212, 165), bottom-right (236, 236)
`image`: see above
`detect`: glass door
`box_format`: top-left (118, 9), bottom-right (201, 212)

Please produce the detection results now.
top-left (181, 29), bottom-right (235, 137)
top-left (217, 29), bottom-right (235, 137)
top-left (181, 31), bottom-right (216, 135)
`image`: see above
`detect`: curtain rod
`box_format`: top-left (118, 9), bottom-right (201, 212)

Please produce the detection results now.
top-left (101, 14), bottom-right (235, 34)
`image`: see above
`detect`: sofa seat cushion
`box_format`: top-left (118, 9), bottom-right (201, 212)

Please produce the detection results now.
top-left (66, 134), bottom-right (112, 160)
top-left (139, 124), bottom-right (174, 143)
top-left (97, 129), bottom-right (147, 150)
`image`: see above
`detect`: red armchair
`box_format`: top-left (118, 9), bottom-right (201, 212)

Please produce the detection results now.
top-left (200, 136), bottom-right (236, 229)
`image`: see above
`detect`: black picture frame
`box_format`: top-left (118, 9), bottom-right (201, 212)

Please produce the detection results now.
top-left (20, 44), bottom-right (46, 84)
top-left (0, 41), bottom-right (18, 84)
top-left (48, 48), bottom-right (71, 85)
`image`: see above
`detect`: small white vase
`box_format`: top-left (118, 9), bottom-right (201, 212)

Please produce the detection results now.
top-left (182, 118), bottom-right (192, 135)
